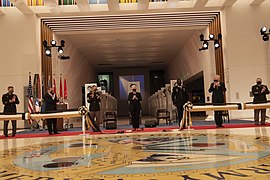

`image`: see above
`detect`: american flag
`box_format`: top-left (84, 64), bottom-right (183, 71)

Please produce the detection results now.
top-left (27, 73), bottom-right (35, 124)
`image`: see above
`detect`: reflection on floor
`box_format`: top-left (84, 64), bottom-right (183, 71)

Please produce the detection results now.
top-left (1, 127), bottom-right (270, 179)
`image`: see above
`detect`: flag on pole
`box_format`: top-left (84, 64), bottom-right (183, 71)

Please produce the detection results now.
top-left (27, 73), bottom-right (35, 124)
top-left (33, 74), bottom-right (41, 112)
top-left (48, 75), bottom-right (51, 89)
top-left (60, 75), bottom-right (63, 98)
top-left (42, 75), bottom-right (45, 97)
top-left (37, 74), bottom-right (41, 99)
top-left (33, 74), bottom-right (38, 98)
top-left (64, 79), bottom-right (68, 100)
top-left (53, 77), bottom-right (56, 94)
top-left (35, 98), bottom-right (40, 112)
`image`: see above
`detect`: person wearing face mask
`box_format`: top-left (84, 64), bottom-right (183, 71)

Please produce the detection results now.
top-left (43, 87), bottom-right (60, 135)
top-left (172, 79), bottom-right (188, 126)
top-left (208, 75), bottom-right (227, 128)
top-left (2, 86), bottom-right (20, 137)
top-left (87, 85), bottom-right (101, 131)
top-left (252, 78), bottom-right (269, 125)
top-left (128, 84), bottom-right (142, 131)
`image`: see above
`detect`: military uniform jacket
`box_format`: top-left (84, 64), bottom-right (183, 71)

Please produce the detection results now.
top-left (87, 92), bottom-right (101, 111)
top-left (172, 85), bottom-right (188, 107)
top-left (128, 92), bottom-right (142, 112)
top-left (252, 84), bottom-right (269, 104)
top-left (2, 93), bottom-right (20, 114)
top-left (208, 82), bottom-right (226, 103)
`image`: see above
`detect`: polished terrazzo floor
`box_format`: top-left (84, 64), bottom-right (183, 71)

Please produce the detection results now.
top-left (1, 127), bottom-right (270, 180)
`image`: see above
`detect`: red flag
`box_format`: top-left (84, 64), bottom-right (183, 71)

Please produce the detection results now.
top-left (60, 76), bottom-right (63, 98)
top-left (64, 79), bottom-right (68, 100)
top-left (53, 78), bottom-right (56, 94)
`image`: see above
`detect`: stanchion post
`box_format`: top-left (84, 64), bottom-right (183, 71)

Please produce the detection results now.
top-left (82, 115), bottom-right (86, 135)
top-left (78, 106), bottom-right (89, 136)
top-left (187, 111), bottom-right (192, 130)
top-left (187, 110), bottom-right (190, 130)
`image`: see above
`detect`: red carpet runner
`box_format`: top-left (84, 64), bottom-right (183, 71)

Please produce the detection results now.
top-left (1, 123), bottom-right (269, 139)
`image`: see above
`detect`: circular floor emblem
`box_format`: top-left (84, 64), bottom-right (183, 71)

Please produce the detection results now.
top-left (1, 132), bottom-right (270, 179)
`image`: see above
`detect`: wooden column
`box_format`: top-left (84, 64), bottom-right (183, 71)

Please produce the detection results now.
top-left (41, 21), bottom-right (53, 93)
top-left (209, 13), bottom-right (225, 83)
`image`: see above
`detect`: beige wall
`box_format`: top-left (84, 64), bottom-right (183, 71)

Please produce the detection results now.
top-left (221, 0), bottom-right (270, 118)
top-left (52, 36), bottom-right (97, 109)
top-left (0, 9), bottom-right (41, 129)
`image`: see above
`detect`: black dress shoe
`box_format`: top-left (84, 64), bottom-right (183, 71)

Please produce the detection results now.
top-left (12, 134), bottom-right (15, 137)
top-left (216, 125), bottom-right (224, 128)
top-left (49, 132), bottom-right (53, 135)
top-left (54, 132), bottom-right (60, 134)
top-left (4, 135), bottom-right (8, 137)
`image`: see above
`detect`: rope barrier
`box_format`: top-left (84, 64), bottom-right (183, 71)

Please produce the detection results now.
top-left (0, 106), bottom-right (102, 134)
top-left (1, 101), bottom-right (270, 132)
top-left (180, 101), bottom-right (270, 130)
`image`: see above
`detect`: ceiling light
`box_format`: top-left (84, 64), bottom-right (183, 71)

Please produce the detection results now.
top-left (214, 40), bottom-right (220, 49)
top-left (58, 47), bottom-right (64, 54)
top-left (199, 33), bottom-right (222, 51)
top-left (61, 40), bottom-right (65, 47)
top-left (260, 27), bottom-right (267, 35)
top-left (45, 48), bottom-right (51, 56)
top-left (209, 34), bottom-right (214, 40)
top-left (263, 34), bottom-right (269, 41)
top-left (51, 40), bottom-right (57, 46)
top-left (203, 41), bottom-right (208, 49)
top-left (200, 34), bottom-right (204, 41)
top-left (217, 33), bottom-right (222, 40)
top-left (42, 40), bottom-right (48, 47)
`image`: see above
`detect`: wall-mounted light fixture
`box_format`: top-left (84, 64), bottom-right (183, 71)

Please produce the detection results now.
top-left (42, 40), bottom-right (65, 57)
top-left (199, 33), bottom-right (222, 51)
top-left (260, 27), bottom-right (270, 41)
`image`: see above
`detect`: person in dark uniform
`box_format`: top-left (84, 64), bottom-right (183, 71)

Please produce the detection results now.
top-left (2, 86), bottom-right (20, 137)
top-left (128, 84), bottom-right (142, 131)
top-left (87, 85), bottom-right (101, 131)
top-left (43, 87), bottom-right (60, 135)
top-left (252, 78), bottom-right (269, 125)
top-left (208, 75), bottom-right (227, 128)
top-left (172, 79), bottom-right (188, 126)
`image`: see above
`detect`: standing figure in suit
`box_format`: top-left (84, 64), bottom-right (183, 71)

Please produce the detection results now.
top-left (128, 84), bottom-right (142, 131)
top-left (208, 75), bottom-right (227, 128)
top-left (87, 85), bottom-right (101, 131)
top-left (2, 86), bottom-right (20, 137)
top-left (252, 78), bottom-right (269, 125)
top-left (172, 79), bottom-right (188, 126)
top-left (43, 87), bottom-right (60, 135)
